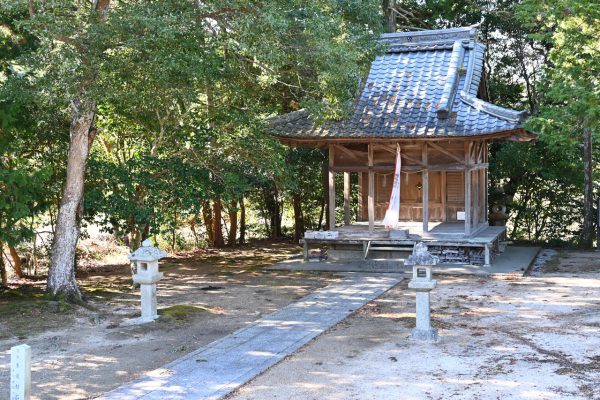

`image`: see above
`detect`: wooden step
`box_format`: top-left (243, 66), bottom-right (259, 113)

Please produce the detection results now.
top-left (369, 246), bottom-right (414, 252)
top-left (364, 240), bottom-right (414, 259)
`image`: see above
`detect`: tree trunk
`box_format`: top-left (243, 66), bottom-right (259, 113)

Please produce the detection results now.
top-left (582, 127), bottom-right (594, 248)
top-left (596, 196), bottom-right (600, 251)
top-left (292, 193), bottom-right (304, 241)
top-left (274, 188), bottom-right (282, 238)
top-left (47, 101), bottom-right (96, 301)
top-left (239, 197), bottom-right (246, 245)
top-left (190, 216), bottom-right (200, 248)
top-left (73, 192), bottom-right (85, 274)
top-left (128, 218), bottom-right (142, 252)
top-left (109, 217), bottom-right (127, 245)
top-left (8, 245), bottom-right (24, 278)
top-left (322, 156), bottom-right (329, 230)
top-left (227, 200), bottom-right (238, 246)
top-left (142, 223), bottom-right (150, 242)
top-left (0, 242), bottom-right (7, 286)
top-left (265, 186), bottom-right (282, 239)
top-left (212, 199), bottom-right (225, 248)
top-left (201, 200), bottom-right (214, 246)
top-left (171, 227), bottom-right (176, 252)
top-left (382, 0), bottom-right (396, 33)
top-left (128, 185), bottom-right (146, 251)
top-left (46, 0), bottom-right (109, 302)
top-left (261, 189), bottom-right (272, 237)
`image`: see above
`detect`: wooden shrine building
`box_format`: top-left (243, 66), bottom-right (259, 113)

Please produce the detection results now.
top-left (270, 26), bottom-right (536, 266)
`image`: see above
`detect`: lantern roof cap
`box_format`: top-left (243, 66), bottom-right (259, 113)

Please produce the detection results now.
top-left (128, 240), bottom-right (168, 262)
top-left (405, 243), bottom-right (439, 266)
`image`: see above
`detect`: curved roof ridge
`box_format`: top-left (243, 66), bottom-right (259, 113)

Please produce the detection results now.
top-left (459, 91), bottom-right (528, 123)
top-left (269, 109), bottom-right (310, 125)
top-left (380, 25), bottom-right (479, 49)
top-left (463, 42), bottom-right (485, 96)
top-left (437, 41), bottom-right (465, 118)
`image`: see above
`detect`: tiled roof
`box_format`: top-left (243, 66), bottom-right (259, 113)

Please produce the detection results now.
top-left (270, 26), bottom-right (534, 141)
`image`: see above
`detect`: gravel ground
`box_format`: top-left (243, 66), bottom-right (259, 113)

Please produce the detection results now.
top-left (0, 243), bottom-right (335, 400)
top-left (230, 252), bottom-right (600, 400)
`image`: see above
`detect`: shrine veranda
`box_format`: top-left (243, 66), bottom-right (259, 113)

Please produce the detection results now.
top-left (301, 222), bottom-right (506, 267)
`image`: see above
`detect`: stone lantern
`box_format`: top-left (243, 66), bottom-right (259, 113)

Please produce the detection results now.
top-left (128, 239), bottom-right (167, 323)
top-left (406, 242), bottom-right (439, 341)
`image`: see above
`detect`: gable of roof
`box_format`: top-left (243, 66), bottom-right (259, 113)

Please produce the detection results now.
top-left (270, 26), bottom-right (536, 142)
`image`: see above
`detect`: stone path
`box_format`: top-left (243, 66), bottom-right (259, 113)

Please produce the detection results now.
top-left (98, 274), bottom-right (403, 400)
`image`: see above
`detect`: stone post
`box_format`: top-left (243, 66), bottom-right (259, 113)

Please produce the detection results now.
top-left (11, 344), bottom-right (31, 400)
top-left (128, 239), bottom-right (167, 323)
top-left (406, 242), bottom-right (439, 342)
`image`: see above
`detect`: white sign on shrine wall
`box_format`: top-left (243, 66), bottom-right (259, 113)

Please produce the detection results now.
top-left (11, 344), bottom-right (31, 400)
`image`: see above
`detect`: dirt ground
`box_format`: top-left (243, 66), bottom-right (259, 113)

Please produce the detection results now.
top-left (0, 242), bottom-right (336, 400)
top-left (2, 247), bottom-right (599, 400)
top-left (540, 249), bottom-right (600, 275)
top-left (230, 250), bottom-right (600, 400)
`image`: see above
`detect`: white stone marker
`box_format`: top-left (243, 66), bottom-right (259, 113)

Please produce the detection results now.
top-left (10, 344), bottom-right (31, 400)
top-left (406, 242), bottom-right (439, 341)
top-left (129, 239), bottom-right (167, 323)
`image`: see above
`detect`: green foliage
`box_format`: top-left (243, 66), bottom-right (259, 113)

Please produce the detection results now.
top-left (0, 43), bottom-right (60, 249)
top-left (490, 140), bottom-right (582, 243)
top-left (0, 1), bottom-right (36, 78)
top-left (283, 148), bottom-right (327, 229)
top-left (0, 160), bottom-right (49, 246)
top-left (518, 0), bottom-right (599, 131)
top-left (0, 0), bottom-right (382, 253)
top-left (487, 0), bottom-right (599, 245)
top-left (85, 155), bottom-right (209, 241)
top-left (2, 0), bottom-right (595, 260)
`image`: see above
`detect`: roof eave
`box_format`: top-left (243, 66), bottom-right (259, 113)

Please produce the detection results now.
top-left (495, 127), bottom-right (538, 142)
top-left (274, 128), bottom-right (538, 147)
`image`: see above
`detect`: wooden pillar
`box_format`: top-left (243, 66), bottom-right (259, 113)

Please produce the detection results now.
top-left (473, 155), bottom-right (479, 228)
top-left (480, 143), bottom-right (484, 225)
top-left (358, 173), bottom-right (364, 220)
top-left (368, 143), bottom-right (375, 232)
top-left (343, 172), bottom-right (351, 225)
top-left (422, 143), bottom-right (429, 233)
top-left (464, 141), bottom-right (472, 237)
top-left (441, 171), bottom-right (447, 222)
top-left (484, 141), bottom-right (489, 223)
top-left (480, 169), bottom-right (485, 223)
top-left (328, 146), bottom-right (336, 230)
top-left (323, 155), bottom-right (329, 229)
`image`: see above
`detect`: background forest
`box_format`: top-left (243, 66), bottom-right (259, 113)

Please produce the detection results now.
top-left (0, 0), bottom-right (598, 299)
